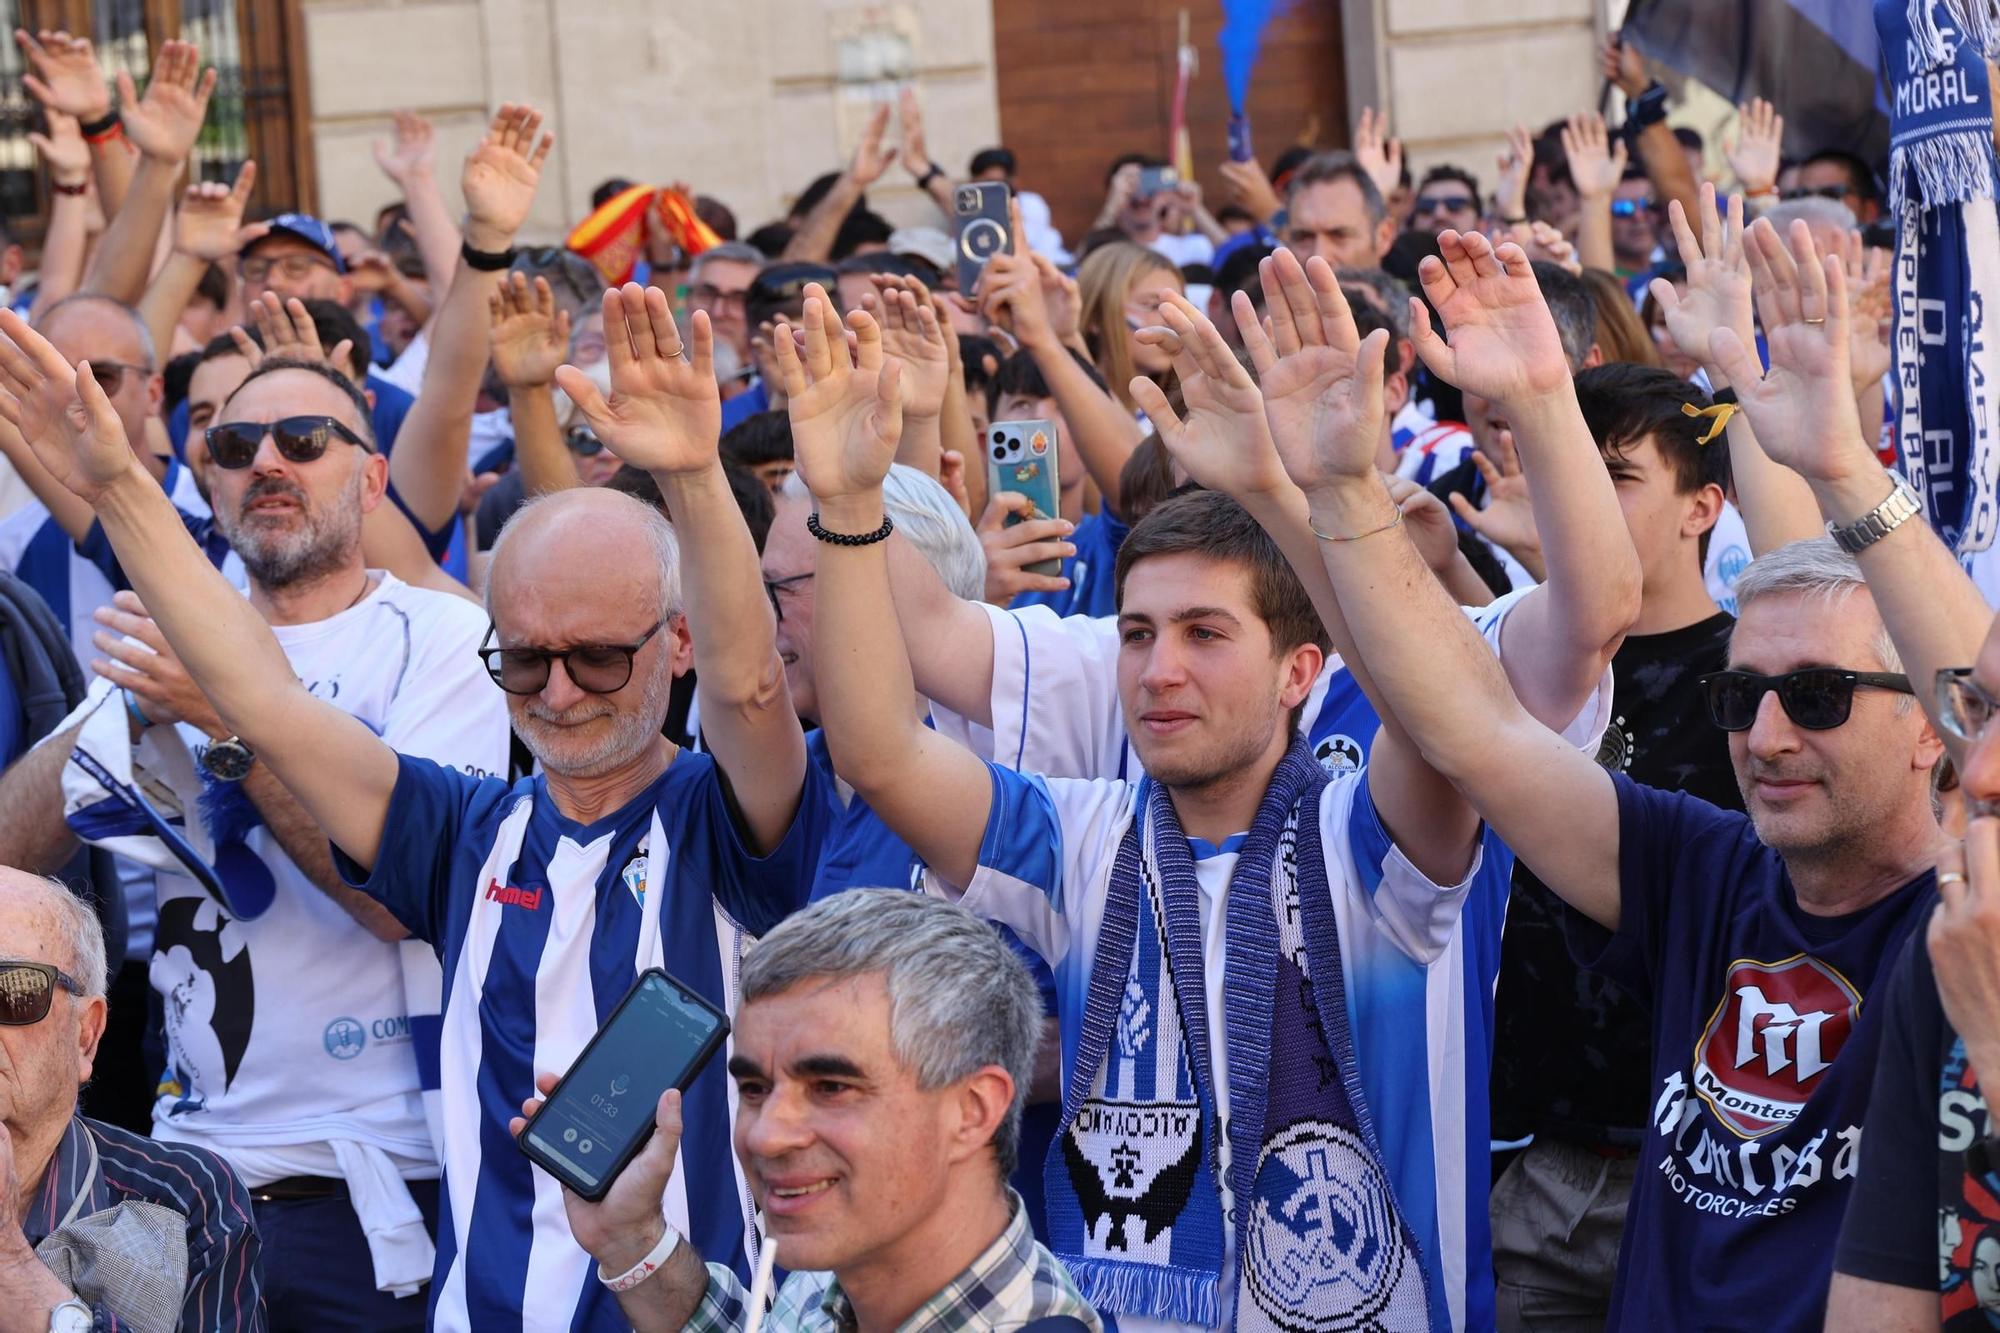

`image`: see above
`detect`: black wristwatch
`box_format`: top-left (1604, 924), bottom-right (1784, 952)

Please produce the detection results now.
top-left (1621, 83), bottom-right (1670, 144)
top-left (200, 736), bottom-right (256, 783)
top-left (916, 162), bottom-right (947, 190)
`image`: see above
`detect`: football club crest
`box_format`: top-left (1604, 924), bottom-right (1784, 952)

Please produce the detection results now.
top-left (621, 844), bottom-right (650, 908)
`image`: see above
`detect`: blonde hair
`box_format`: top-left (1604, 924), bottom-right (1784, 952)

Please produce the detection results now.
top-left (1077, 241), bottom-right (1182, 411)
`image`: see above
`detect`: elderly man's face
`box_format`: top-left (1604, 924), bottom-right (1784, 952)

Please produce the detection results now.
top-left (730, 972), bottom-right (994, 1277)
top-left (38, 299), bottom-right (160, 454)
top-left (0, 872), bottom-right (107, 1192)
top-left (239, 234), bottom-right (348, 309)
top-left (689, 259), bottom-right (758, 361)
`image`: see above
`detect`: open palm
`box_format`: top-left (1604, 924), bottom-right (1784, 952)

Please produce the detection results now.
top-left (554, 284), bottom-right (720, 474)
top-left (118, 41), bottom-right (215, 165)
top-left (1130, 290), bottom-right (1285, 500)
top-left (16, 30), bottom-right (109, 121)
top-left (777, 284), bottom-right (903, 502)
top-left (1242, 250), bottom-right (1386, 494)
top-left (0, 311), bottom-right (134, 502)
top-left (490, 272), bottom-right (571, 389)
top-left (1411, 231), bottom-right (1571, 407)
top-left (1652, 186), bottom-right (1754, 375)
top-left (176, 162), bottom-right (266, 261)
top-left (869, 276), bottom-right (948, 417)
top-left (462, 104), bottom-right (553, 240)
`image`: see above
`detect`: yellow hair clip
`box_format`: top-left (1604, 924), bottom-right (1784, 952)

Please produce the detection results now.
top-left (1681, 400), bottom-right (1739, 445)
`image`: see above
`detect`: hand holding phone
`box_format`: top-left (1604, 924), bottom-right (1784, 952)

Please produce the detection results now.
top-left (512, 1072), bottom-right (688, 1271)
top-left (984, 419), bottom-right (1064, 577)
top-left (954, 181), bottom-right (1014, 297)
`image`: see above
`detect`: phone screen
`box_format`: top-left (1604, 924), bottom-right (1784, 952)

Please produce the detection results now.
top-left (522, 971), bottom-right (726, 1196)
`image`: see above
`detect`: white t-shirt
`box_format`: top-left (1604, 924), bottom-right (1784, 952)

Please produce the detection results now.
top-left (147, 572), bottom-right (510, 1184)
top-left (1148, 231), bottom-right (1215, 270)
top-left (1703, 500), bottom-right (1752, 615)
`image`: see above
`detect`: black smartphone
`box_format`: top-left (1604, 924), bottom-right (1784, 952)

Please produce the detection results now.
top-left (954, 181), bottom-right (1014, 296)
top-left (518, 968), bottom-right (730, 1202)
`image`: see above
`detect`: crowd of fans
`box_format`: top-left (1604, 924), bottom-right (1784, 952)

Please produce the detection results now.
top-left (0, 16), bottom-right (1992, 1333)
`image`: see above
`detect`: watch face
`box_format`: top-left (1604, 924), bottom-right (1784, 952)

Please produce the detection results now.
top-left (201, 738), bottom-right (255, 782)
top-left (50, 1301), bottom-right (92, 1333)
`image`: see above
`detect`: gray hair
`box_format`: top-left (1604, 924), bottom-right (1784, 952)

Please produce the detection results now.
top-left (37, 293), bottom-right (158, 370)
top-left (1334, 266), bottom-right (1411, 339)
top-left (784, 466), bottom-right (986, 602)
top-left (1287, 151), bottom-right (1386, 226)
top-left (741, 889), bottom-right (1044, 1177)
top-left (1731, 536), bottom-right (1904, 682)
top-left (23, 875), bottom-right (108, 998)
top-left (689, 242), bottom-right (766, 287)
top-left (487, 488), bottom-right (684, 622)
top-left (1762, 196), bottom-right (1856, 242)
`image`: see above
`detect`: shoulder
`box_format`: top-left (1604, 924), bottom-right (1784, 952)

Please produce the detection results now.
top-left (366, 372), bottom-right (416, 413)
top-left (86, 1117), bottom-right (254, 1233)
top-left (376, 577), bottom-right (489, 648)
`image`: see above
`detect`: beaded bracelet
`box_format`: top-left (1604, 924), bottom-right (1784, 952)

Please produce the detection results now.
top-left (806, 511), bottom-right (894, 547)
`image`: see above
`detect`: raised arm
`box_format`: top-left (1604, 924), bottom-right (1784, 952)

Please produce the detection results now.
top-left (1561, 113), bottom-right (1626, 275)
top-left (782, 102), bottom-right (891, 264)
top-left (556, 285), bottom-right (807, 852)
top-left (138, 164), bottom-right (268, 367)
top-left (388, 104), bottom-right (553, 534)
top-left (1723, 98), bottom-right (1784, 218)
top-left (80, 41), bottom-right (216, 305)
top-left (487, 272), bottom-right (578, 498)
top-left (1650, 185), bottom-right (1822, 553)
top-left (865, 274), bottom-right (948, 476)
top-left (15, 30), bottom-right (132, 219)
top-left (0, 722), bottom-right (82, 874)
top-left (0, 310), bottom-right (401, 867)
top-left (26, 113), bottom-right (93, 321)
top-left (1604, 37), bottom-right (1701, 227)
top-left (898, 88), bottom-right (953, 218)
top-left (1280, 234), bottom-right (1625, 928)
top-left (372, 110), bottom-right (462, 300)
top-left (782, 284), bottom-right (995, 887)
top-left (1708, 216), bottom-right (1993, 752)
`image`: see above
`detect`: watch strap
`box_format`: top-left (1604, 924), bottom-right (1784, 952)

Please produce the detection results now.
top-left (917, 162), bottom-right (946, 189)
top-left (460, 240), bottom-right (515, 272)
top-left (1826, 472), bottom-right (1922, 554)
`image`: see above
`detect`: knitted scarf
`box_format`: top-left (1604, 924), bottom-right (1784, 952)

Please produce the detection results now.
top-left (1043, 738), bottom-right (1430, 1330)
top-left (1879, 0), bottom-right (2000, 555)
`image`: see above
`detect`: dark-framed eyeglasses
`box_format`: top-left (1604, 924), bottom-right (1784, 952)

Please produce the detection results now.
top-left (238, 252), bottom-right (337, 284)
top-left (1699, 668), bottom-right (1914, 732)
top-left (564, 427), bottom-right (605, 457)
top-left (764, 571), bottom-right (813, 622)
top-left (1782, 184), bottom-right (1855, 203)
top-left (86, 359), bottom-right (153, 395)
top-left (1937, 667), bottom-right (2000, 743)
top-left (1414, 195), bottom-right (1478, 216)
top-left (205, 416), bottom-right (373, 469)
top-left (0, 960), bottom-right (87, 1026)
top-left (477, 619), bottom-right (666, 696)
top-left (689, 283), bottom-right (749, 312)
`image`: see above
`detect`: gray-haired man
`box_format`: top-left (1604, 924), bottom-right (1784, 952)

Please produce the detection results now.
top-left (509, 890), bottom-right (1101, 1332)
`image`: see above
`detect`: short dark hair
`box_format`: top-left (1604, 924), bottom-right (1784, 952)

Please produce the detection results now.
top-left (1574, 362), bottom-right (1731, 498)
top-left (591, 177), bottom-right (636, 211)
top-left (720, 410), bottom-right (793, 469)
top-left (1117, 433), bottom-right (1180, 526)
top-left (832, 208), bottom-right (894, 261)
top-left (192, 261), bottom-right (231, 311)
top-left (162, 348), bottom-right (201, 416)
top-left (610, 460), bottom-right (775, 552)
top-left (695, 195), bottom-right (738, 241)
top-left (835, 250), bottom-right (941, 288)
top-left (1106, 151), bottom-right (1168, 184)
top-left (969, 147), bottom-right (1016, 177)
top-left (1215, 242), bottom-right (1274, 302)
top-left (1673, 126), bottom-right (1705, 154)
top-left (1531, 261), bottom-right (1596, 371)
top-left (959, 333), bottom-right (1003, 397)
top-left (987, 346), bottom-right (1107, 418)
top-left (1416, 164), bottom-right (1482, 202)
top-left (745, 222), bottom-right (794, 259)
top-left (1287, 151), bottom-right (1386, 226)
top-left (223, 356), bottom-right (376, 447)
top-left (1114, 488), bottom-right (1330, 658)
top-left (1801, 148), bottom-right (1882, 202)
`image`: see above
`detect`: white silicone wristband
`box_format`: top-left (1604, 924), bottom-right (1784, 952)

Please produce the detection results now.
top-left (598, 1219), bottom-right (683, 1293)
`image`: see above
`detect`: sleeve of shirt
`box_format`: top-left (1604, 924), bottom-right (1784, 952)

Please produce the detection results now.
top-left (176, 1153), bottom-right (264, 1333)
top-left (1332, 767), bottom-right (1485, 964)
top-left (330, 752), bottom-right (481, 942)
top-left (682, 1260), bottom-right (751, 1333)
top-left (686, 753), bottom-right (839, 937)
top-left (1474, 587), bottom-right (1615, 753)
top-left (1833, 930), bottom-right (1946, 1290)
top-left (961, 602), bottom-right (1126, 776)
top-left (377, 598), bottom-right (511, 779)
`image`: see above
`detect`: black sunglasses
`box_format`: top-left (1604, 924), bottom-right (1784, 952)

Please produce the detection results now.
top-left (205, 416), bottom-right (373, 469)
top-left (0, 961), bottom-right (87, 1026)
top-left (1699, 668), bottom-right (1914, 732)
top-left (1414, 195), bottom-right (1478, 215)
top-left (564, 427), bottom-right (605, 457)
top-left (477, 619), bottom-right (666, 696)
top-left (1782, 184), bottom-right (1855, 203)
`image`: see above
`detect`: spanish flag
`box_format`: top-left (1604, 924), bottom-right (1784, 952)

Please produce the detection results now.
top-left (566, 186), bottom-right (723, 286)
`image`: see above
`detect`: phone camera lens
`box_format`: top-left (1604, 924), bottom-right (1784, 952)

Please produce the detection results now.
top-left (992, 445), bottom-right (1007, 460)
top-left (991, 430), bottom-right (1006, 444)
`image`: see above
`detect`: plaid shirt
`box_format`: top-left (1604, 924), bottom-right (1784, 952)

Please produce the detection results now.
top-left (686, 1191), bottom-right (1098, 1333)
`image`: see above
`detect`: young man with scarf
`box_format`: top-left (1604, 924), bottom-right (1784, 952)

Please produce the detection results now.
top-left (790, 279), bottom-right (1486, 1330)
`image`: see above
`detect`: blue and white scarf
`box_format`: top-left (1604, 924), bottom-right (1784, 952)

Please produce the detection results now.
top-left (1044, 739), bottom-right (1429, 1330)
top-left (1880, 0), bottom-right (2000, 555)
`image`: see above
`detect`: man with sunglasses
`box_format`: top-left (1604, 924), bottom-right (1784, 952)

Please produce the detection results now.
top-left (1409, 165), bottom-right (1484, 238)
top-left (0, 868), bottom-right (263, 1330)
top-left (1, 280), bottom-right (829, 1333)
top-left (1789, 150), bottom-right (1882, 226)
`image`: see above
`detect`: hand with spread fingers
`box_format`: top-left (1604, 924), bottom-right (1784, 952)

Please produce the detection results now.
top-left (1725, 98), bottom-right (1785, 199)
top-left (866, 275), bottom-right (948, 420)
top-left (1842, 231), bottom-right (1892, 394)
top-left (1448, 434), bottom-right (1544, 579)
top-left (175, 161), bottom-right (269, 263)
top-left (1705, 217), bottom-right (1871, 483)
top-left (488, 271), bottom-right (572, 391)
top-left (552, 283), bottom-right (721, 476)
top-left (0, 309), bottom-right (138, 504)
top-left (1128, 288), bottom-right (1289, 502)
top-left (1408, 229), bottom-right (1572, 409)
top-left (1493, 125), bottom-right (1534, 224)
top-left (91, 591), bottom-right (225, 735)
top-left (117, 39), bottom-right (217, 166)
top-left (1649, 183), bottom-right (1756, 384)
top-left (774, 282), bottom-right (904, 505)
top-left (28, 110), bottom-right (89, 189)
top-left (1387, 475), bottom-right (1467, 576)
top-left (1561, 112), bottom-right (1628, 201)
top-left (1352, 106), bottom-right (1404, 200)
top-left (1520, 220), bottom-right (1581, 276)
top-left (373, 108), bottom-right (438, 189)
top-left (15, 29), bottom-right (110, 123)
top-left (245, 292), bottom-right (355, 378)
top-left (461, 103), bottom-right (555, 251)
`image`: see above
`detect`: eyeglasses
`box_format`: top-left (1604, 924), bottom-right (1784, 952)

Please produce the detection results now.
top-left (1782, 184), bottom-right (1855, 203)
top-left (690, 283), bottom-right (749, 313)
top-left (1937, 668), bottom-right (2000, 743)
top-left (1699, 668), bottom-right (1914, 732)
top-left (86, 359), bottom-right (152, 394)
top-left (205, 416), bottom-right (373, 469)
top-left (565, 427), bottom-right (605, 457)
top-left (764, 571), bottom-right (813, 622)
top-left (477, 619), bottom-right (666, 695)
top-left (1414, 195), bottom-right (1478, 215)
top-left (1609, 198), bottom-right (1656, 219)
top-left (514, 247), bottom-right (602, 309)
top-left (0, 961), bottom-right (86, 1026)
top-left (239, 253), bottom-right (337, 284)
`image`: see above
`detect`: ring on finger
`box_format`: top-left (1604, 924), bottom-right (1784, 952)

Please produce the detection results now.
top-left (1941, 870), bottom-right (1970, 887)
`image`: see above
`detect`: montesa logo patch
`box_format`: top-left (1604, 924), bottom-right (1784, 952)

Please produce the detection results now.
top-left (1692, 954), bottom-right (1861, 1139)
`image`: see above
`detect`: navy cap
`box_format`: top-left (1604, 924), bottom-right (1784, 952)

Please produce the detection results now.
top-left (250, 213), bottom-right (347, 274)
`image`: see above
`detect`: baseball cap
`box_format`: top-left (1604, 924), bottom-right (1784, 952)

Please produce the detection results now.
top-left (250, 213), bottom-right (348, 274)
top-left (888, 227), bottom-right (953, 277)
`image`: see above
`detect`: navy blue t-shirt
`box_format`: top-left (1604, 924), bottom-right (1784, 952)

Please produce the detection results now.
top-left (1011, 508), bottom-right (1128, 620)
top-left (1563, 775), bottom-right (1937, 1332)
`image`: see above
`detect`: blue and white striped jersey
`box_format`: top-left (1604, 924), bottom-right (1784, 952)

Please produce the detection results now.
top-left (335, 749), bottom-right (834, 1332)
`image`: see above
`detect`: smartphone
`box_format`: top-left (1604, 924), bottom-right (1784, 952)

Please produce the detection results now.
top-left (1138, 165), bottom-right (1180, 199)
top-left (985, 419), bottom-right (1063, 577)
top-left (954, 181), bottom-right (1014, 296)
top-left (518, 969), bottom-right (730, 1201)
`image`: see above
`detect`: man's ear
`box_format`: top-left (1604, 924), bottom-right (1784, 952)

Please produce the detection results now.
top-left (1683, 481), bottom-right (1726, 541)
top-left (1282, 641), bottom-right (1325, 711)
top-left (1582, 343), bottom-right (1605, 370)
top-left (75, 994), bottom-right (107, 1085)
top-left (947, 1065), bottom-right (1017, 1171)
top-left (1374, 216), bottom-right (1397, 263)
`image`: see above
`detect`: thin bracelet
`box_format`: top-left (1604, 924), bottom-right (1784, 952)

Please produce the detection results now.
top-left (1308, 506), bottom-right (1403, 543)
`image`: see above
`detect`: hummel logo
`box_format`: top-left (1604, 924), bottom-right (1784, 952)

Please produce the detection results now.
top-left (484, 878), bottom-right (544, 910)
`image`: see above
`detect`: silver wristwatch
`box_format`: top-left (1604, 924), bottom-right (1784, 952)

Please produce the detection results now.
top-left (1826, 472), bottom-right (1922, 554)
top-left (48, 1298), bottom-right (92, 1333)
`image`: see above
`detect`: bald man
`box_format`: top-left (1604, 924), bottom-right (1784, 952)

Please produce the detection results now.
top-left (0, 868), bottom-right (263, 1330)
top-left (0, 287), bottom-right (829, 1333)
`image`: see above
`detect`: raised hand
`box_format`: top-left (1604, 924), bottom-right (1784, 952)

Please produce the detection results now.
top-left (1493, 124), bottom-right (1534, 222)
top-left (28, 110), bottom-right (89, 189)
top-left (345, 251), bottom-right (400, 295)
top-left (461, 104), bottom-right (554, 250)
top-left (245, 292), bottom-right (354, 377)
top-left (489, 272), bottom-right (572, 390)
top-left (865, 275), bottom-right (948, 418)
top-left (898, 87), bottom-right (933, 179)
top-left (1218, 157), bottom-right (1282, 224)
top-left (1128, 288), bottom-right (1288, 501)
top-left (1725, 98), bottom-right (1784, 198)
top-left (1561, 112), bottom-right (1628, 200)
top-left (1352, 106), bottom-right (1403, 199)
top-left (0, 309), bottom-right (138, 503)
top-left (849, 101), bottom-right (894, 188)
top-left (511, 1075), bottom-right (688, 1276)
top-left (1387, 475), bottom-right (1467, 576)
top-left (1601, 33), bottom-right (1650, 98)
top-left (1649, 184), bottom-right (1754, 382)
top-left (1408, 229), bottom-right (1572, 408)
top-left (774, 283), bottom-right (903, 503)
top-left (117, 40), bottom-right (217, 166)
top-left (15, 30), bottom-right (109, 123)
top-left (1843, 231), bottom-right (1892, 392)
top-left (1522, 220), bottom-right (1581, 275)
top-left (174, 161), bottom-right (268, 262)
top-left (1448, 435), bottom-right (1543, 574)
top-left (1706, 217), bottom-right (1868, 482)
top-left (372, 109), bottom-right (437, 188)
top-left (553, 283), bottom-right (721, 475)
top-left (1242, 247), bottom-right (1390, 494)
